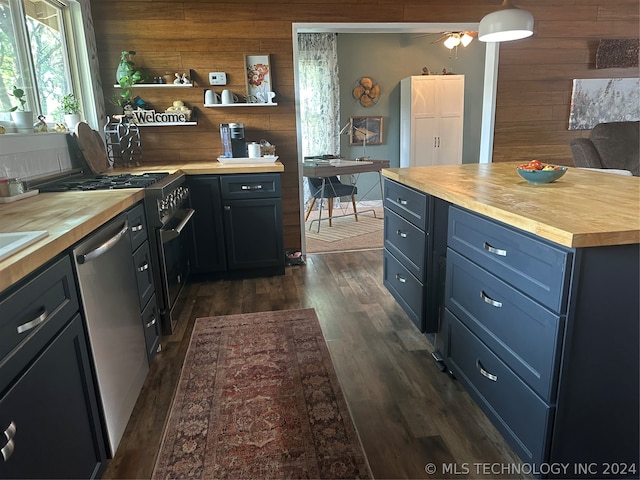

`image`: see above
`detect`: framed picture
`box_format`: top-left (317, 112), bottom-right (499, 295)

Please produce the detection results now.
top-left (244, 54), bottom-right (272, 102)
top-left (350, 116), bottom-right (383, 145)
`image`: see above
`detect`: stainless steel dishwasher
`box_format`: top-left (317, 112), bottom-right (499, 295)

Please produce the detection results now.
top-left (73, 212), bottom-right (149, 457)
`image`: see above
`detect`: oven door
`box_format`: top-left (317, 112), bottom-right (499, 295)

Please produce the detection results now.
top-left (158, 208), bottom-right (195, 314)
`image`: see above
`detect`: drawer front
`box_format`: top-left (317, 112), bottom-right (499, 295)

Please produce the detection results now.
top-left (141, 294), bottom-right (160, 360)
top-left (383, 179), bottom-right (428, 230)
top-left (383, 249), bottom-right (424, 331)
top-left (446, 310), bottom-right (552, 465)
top-left (128, 202), bottom-right (148, 252)
top-left (446, 249), bottom-right (562, 401)
top-left (133, 241), bottom-right (155, 308)
top-left (384, 208), bottom-right (426, 281)
top-left (0, 256), bottom-right (79, 364)
top-left (220, 173), bottom-right (281, 199)
top-left (448, 206), bottom-right (571, 313)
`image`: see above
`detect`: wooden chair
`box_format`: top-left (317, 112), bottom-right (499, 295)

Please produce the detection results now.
top-left (304, 176), bottom-right (358, 227)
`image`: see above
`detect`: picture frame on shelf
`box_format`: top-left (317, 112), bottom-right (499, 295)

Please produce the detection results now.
top-left (244, 54), bottom-right (273, 102)
top-left (349, 116), bottom-right (383, 145)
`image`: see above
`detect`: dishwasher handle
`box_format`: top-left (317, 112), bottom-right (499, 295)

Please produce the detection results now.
top-left (77, 221), bottom-right (129, 264)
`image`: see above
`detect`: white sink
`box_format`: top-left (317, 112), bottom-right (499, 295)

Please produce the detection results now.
top-left (0, 231), bottom-right (49, 262)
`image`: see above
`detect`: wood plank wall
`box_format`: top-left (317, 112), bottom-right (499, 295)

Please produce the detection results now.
top-left (90, 0), bottom-right (640, 251)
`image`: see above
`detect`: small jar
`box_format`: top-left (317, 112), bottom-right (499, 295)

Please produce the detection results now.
top-left (8, 178), bottom-right (24, 196)
top-left (0, 178), bottom-right (9, 197)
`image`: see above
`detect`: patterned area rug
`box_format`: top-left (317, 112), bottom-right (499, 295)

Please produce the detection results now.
top-left (152, 308), bottom-right (371, 479)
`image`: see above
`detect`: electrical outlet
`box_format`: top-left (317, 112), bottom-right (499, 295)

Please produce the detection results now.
top-left (209, 72), bottom-right (227, 86)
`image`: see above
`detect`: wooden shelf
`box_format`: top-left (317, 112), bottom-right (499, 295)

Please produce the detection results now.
top-left (134, 121), bottom-right (197, 127)
top-left (203, 103), bottom-right (278, 108)
top-left (113, 83), bottom-right (193, 88)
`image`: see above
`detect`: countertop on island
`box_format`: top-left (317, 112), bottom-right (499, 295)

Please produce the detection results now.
top-left (382, 162), bottom-right (640, 248)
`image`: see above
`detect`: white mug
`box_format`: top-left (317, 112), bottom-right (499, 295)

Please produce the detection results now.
top-left (247, 142), bottom-right (261, 158)
top-left (205, 90), bottom-right (220, 105)
top-left (221, 90), bottom-right (238, 104)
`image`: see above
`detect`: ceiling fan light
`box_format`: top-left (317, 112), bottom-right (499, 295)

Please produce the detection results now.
top-left (443, 34), bottom-right (461, 49)
top-left (460, 32), bottom-right (474, 47)
top-left (478, 2), bottom-right (534, 42)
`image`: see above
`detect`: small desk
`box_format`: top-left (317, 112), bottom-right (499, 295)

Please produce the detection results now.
top-left (302, 159), bottom-right (390, 231)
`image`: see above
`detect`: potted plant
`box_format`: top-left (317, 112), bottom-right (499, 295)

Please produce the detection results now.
top-left (113, 51), bottom-right (146, 115)
top-left (9, 86), bottom-right (33, 132)
top-left (62, 93), bottom-right (81, 130)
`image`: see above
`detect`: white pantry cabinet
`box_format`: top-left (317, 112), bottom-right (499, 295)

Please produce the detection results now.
top-left (400, 75), bottom-right (464, 168)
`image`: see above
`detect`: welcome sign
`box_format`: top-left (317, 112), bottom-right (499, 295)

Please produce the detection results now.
top-left (130, 109), bottom-right (189, 124)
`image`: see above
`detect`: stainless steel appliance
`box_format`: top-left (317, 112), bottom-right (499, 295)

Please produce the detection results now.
top-left (73, 213), bottom-right (149, 457)
top-left (143, 173), bottom-right (194, 334)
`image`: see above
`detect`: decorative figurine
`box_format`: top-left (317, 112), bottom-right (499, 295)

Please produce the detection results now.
top-left (181, 73), bottom-right (189, 85)
top-left (173, 73), bottom-right (181, 85)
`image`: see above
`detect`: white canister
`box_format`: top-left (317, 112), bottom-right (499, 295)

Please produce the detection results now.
top-left (247, 142), bottom-right (261, 158)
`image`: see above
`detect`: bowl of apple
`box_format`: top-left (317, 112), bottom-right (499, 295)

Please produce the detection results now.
top-left (517, 160), bottom-right (567, 184)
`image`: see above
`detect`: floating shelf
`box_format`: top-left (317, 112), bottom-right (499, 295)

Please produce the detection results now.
top-left (203, 103), bottom-right (278, 108)
top-left (135, 121), bottom-right (198, 127)
top-left (113, 83), bottom-right (193, 88)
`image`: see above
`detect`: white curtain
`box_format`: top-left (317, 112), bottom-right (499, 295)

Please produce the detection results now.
top-left (298, 33), bottom-right (340, 158)
top-left (297, 33), bottom-right (340, 206)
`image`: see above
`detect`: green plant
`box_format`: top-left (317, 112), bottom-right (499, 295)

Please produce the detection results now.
top-left (62, 93), bottom-right (81, 114)
top-left (113, 51), bottom-right (147, 108)
top-left (9, 86), bottom-right (27, 112)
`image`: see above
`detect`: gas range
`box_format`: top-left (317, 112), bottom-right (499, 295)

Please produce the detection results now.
top-left (37, 172), bottom-right (170, 192)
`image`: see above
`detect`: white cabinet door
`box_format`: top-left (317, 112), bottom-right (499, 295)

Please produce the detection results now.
top-left (401, 75), bottom-right (464, 168)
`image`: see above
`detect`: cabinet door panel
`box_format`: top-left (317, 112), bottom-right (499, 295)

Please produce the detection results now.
top-left (223, 198), bottom-right (284, 270)
top-left (436, 116), bottom-right (463, 166)
top-left (384, 208), bottom-right (426, 281)
top-left (448, 206), bottom-right (572, 313)
top-left (0, 256), bottom-right (78, 366)
top-left (0, 315), bottom-right (106, 479)
top-left (446, 249), bottom-right (562, 401)
top-left (383, 180), bottom-right (428, 230)
top-left (446, 310), bottom-right (552, 466)
top-left (132, 242), bottom-right (154, 308)
top-left (383, 249), bottom-right (424, 332)
top-left (127, 203), bottom-right (148, 252)
top-left (413, 117), bottom-right (437, 167)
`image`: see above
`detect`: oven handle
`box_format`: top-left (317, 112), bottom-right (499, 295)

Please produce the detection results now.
top-left (160, 208), bottom-right (195, 243)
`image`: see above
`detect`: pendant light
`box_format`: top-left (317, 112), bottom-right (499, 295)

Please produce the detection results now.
top-left (478, 0), bottom-right (534, 42)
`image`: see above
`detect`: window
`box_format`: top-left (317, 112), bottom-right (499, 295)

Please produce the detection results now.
top-left (1, 0), bottom-right (74, 122)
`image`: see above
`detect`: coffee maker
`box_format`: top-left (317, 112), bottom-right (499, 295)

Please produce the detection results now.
top-left (220, 123), bottom-right (247, 158)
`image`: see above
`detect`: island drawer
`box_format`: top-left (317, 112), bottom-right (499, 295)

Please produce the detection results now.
top-left (448, 206), bottom-right (572, 313)
top-left (446, 249), bottom-right (562, 401)
top-left (0, 255), bottom-right (79, 366)
top-left (220, 173), bottom-right (280, 200)
top-left (128, 202), bottom-right (148, 252)
top-left (383, 249), bottom-right (423, 330)
top-left (384, 208), bottom-right (427, 281)
top-left (446, 310), bottom-right (552, 465)
top-left (383, 179), bottom-right (428, 230)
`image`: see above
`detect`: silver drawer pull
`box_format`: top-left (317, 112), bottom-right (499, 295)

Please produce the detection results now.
top-left (480, 291), bottom-right (503, 308)
top-left (17, 309), bottom-right (48, 334)
top-left (483, 241), bottom-right (507, 257)
top-left (396, 230), bottom-right (407, 238)
top-left (131, 224), bottom-right (143, 232)
top-left (1, 422), bottom-right (16, 462)
top-left (1, 439), bottom-right (14, 462)
top-left (138, 262), bottom-right (149, 272)
top-left (241, 184), bottom-right (263, 190)
top-left (146, 316), bottom-right (157, 328)
top-left (477, 360), bottom-right (498, 382)
top-left (395, 273), bottom-right (407, 283)
top-left (397, 198), bottom-right (408, 205)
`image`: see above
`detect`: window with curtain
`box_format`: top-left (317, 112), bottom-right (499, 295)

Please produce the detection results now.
top-left (297, 33), bottom-right (341, 158)
top-left (0, 0), bottom-right (73, 122)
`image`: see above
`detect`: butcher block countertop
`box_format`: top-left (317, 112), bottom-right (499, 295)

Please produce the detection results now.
top-left (382, 162), bottom-right (640, 248)
top-left (0, 162), bottom-right (281, 294)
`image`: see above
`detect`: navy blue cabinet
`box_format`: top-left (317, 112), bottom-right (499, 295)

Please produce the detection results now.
top-left (444, 206), bottom-right (639, 475)
top-left (0, 256), bottom-right (107, 479)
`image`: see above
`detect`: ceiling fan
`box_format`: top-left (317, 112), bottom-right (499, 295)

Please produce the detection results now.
top-left (432, 31), bottom-right (477, 49)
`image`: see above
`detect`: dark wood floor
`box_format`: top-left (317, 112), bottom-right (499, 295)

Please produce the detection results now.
top-left (101, 249), bottom-right (526, 480)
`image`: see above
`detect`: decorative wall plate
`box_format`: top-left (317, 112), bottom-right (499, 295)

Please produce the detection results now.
top-left (353, 76), bottom-right (381, 107)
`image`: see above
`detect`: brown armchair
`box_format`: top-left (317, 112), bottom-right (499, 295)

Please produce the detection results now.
top-left (569, 121), bottom-right (639, 176)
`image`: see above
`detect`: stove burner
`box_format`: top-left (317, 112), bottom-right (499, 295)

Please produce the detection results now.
top-left (39, 172), bottom-right (170, 192)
